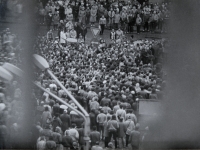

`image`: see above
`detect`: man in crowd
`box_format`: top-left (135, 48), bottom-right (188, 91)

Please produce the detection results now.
top-left (99, 15), bottom-right (106, 35)
top-left (108, 8), bottom-right (115, 30)
top-left (80, 24), bottom-right (87, 42)
top-left (96, 109), bottom-right (107, 139)
top-left (90, 126), bottom-right (101, 148)
top-left (129, 123), bottom-right (140, 150)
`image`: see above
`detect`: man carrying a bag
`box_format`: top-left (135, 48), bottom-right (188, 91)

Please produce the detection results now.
top-left (107, 115), bottom-right (119, 149)
top-left (124, 116), bottom-right (135, 147)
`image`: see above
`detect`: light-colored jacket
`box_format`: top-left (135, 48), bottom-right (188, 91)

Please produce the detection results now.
top-left (114, 13), bottom-right (121, 23)
top-left (124, 119), bottom-right (135, 135)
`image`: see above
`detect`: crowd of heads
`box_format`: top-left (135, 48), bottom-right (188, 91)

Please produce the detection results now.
top-left (0, 27), bottom-right (168, 149)
top-left (32, 28), bottom-right (168, 149)
top-left (35, 0), bottom-right (170, 34)
top-left (0, 0), bottom-right (170, 149)
top-left (0, 28), bottom-right (22, 66)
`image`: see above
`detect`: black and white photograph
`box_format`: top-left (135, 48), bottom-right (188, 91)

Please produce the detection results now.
top-left (0, 0), bottom-right (200, 150)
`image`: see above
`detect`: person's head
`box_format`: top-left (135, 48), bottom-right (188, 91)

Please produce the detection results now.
top-left (112, 114), bottom-right (116, 120)
top-left (71, 123), bottom-right (76, 128)
top-left (135, 123), bottom-right (140, 130)
top-left (108, 142), bottom-right (114, 148)
top-left (93, 126), bottom-right (97, 131)
top-left (91, 109), bottom-right (95, 113)
top-left (44, 106), bottom-right (49, 111)
top-left (40, 136), bottom-right (45, 141)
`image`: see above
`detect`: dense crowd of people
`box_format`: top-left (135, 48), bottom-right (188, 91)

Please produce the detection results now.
top-left (0, 28), bottom-right (24, 149)
top-left (0, 0), bottom-right (24, 21)
top-left (35, 0), bottom-right (170, 36)
top-left (0, 26), bottom-right (168, 150)
top-left (0, 0), bottom-right (170, 150)
top-left (0, 28), bottom-right (22, 66)
top-left (32, 28), bottom-right (167, 149)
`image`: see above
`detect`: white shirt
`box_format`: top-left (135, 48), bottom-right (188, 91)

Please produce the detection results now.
top-left (60, 31), bottom-right (66, 44)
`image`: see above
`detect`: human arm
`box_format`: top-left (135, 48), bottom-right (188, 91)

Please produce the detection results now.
top-left (96, 114), bottom-right (99, 123)
top-left (75, 130), bottom-right (79, 139)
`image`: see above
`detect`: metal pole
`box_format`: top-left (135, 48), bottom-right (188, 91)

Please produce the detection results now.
top-left (34, 82), bottom-right (86, 120)
top-left (46, 69), bottom-right (89, 116)
top-left (46, 69), bottom-right (90, 150)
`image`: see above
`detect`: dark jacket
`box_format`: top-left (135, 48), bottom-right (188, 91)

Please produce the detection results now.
top-left (107, 120), bottom-right (119, 131)
top-left (52, 104), bottom-right (60, 115)
top-left (80, 26), bottom-right (87, 37)
top-left (62, 135), bottom-right (73, 148)
top-left (40, 129), bottom-right (52, 140)
top-left (52, 117), bottom-right (62, 131)
top-left (89, 112), bottom-right (97, 127)
top-left (77, 128), bottom-right (84, 145)
top-left (52, 132), bottom-right (62, 144)
top-left (46, 140), bottom-right (56, 149)
top-left (118, 122), bottom-right (126, 138)
top-left (58, 6), bottom-right (65, 20)
top-left (100, 97), bottom-right (111, 107)
top-left (74, 24), bottom-right (81, 37)
top-left (90, 131), bottom-right (100, 145)
top-left (60, 113), bottom-right (71, 131)
top-left (73, 5), bottom-right (79, 16)
top-left (129, 130), bottom-right (140, 147)
top-left (46, 14), bottom-right (52, 25)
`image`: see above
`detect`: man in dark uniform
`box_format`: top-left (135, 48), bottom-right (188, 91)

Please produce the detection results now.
top-left (73, 2), bottom-right (79, 22)
top-left (80, 23), bottom-right (87, 41)
top-left (74, 22), bottom-right (81, 39)
top-left (58, 4), bottom-right (65, 20)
